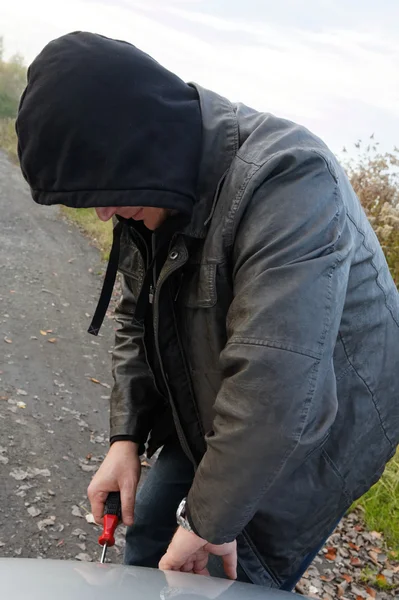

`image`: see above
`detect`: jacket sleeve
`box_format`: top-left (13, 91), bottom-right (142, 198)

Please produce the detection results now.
top-left (109, 273), bottom-right (163, 449)
top-left (186, 151), bottom-right (353, 544)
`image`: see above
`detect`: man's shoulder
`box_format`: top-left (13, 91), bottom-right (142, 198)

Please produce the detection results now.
top-left (234, 101), bottom-right (337, 176)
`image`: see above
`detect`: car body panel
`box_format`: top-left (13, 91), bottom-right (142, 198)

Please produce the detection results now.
top-left (0, 558), bottom-right (301, 599)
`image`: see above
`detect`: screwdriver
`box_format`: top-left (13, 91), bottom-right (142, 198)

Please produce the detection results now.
top-left (98, 491), bottom-right (122, 563)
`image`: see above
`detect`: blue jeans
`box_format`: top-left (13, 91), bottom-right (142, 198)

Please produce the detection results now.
top-left (125, 442), bottom-right (337, 590)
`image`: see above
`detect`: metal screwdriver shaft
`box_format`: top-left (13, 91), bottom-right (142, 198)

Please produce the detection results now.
top-left (100, 543), bottom-right (108, 564)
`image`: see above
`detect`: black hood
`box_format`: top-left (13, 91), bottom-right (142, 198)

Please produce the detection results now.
top-left (16, 31), bottom-right (202, 215)
top-left (16, 32), bottom-right (203, 336)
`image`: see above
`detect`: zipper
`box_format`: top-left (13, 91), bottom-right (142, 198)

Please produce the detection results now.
top-left (152, 242), bottom-right (197, 465)
top-left (171, 293), bottom-right (205, 439)
top-left (128, 225), bottom-right (195, 464)
top-left (149, 233), bottom-right (157, 304)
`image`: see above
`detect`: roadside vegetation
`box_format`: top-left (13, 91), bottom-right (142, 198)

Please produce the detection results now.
top-left (342, 138), bottom-right (399, 553)
top-left (0, 36), bottom-right (398, 552)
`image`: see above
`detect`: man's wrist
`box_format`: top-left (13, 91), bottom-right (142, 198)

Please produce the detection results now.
top-left (110, 436), bottom-right (144, 455)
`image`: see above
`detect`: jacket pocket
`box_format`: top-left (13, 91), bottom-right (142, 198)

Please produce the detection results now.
top-left (181, 263), bottom-right (217, 308)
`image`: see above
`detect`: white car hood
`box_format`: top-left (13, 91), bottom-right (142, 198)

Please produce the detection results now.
top-left (0, 558), bottom-right (301, 599)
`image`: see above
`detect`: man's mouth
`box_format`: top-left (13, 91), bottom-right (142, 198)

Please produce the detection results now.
top-left (131, 208), bottom-right (144, 220)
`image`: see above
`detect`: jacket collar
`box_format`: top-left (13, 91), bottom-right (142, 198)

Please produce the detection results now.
top-left (182, 84), bottom-right (239, 239)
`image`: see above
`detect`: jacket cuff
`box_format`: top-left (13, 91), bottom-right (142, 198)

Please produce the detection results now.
top-left (184, 500), bottom-right (203, 538)
top-left (110, 435), bottom-right (146, 456)
top-left (185, 495), bottom-right (236, 545)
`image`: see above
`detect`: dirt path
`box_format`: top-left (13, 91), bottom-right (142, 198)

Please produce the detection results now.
top-left (0, 151), bottom-right (397, 598)
top-left (0, 150), bottom-right (125, 562)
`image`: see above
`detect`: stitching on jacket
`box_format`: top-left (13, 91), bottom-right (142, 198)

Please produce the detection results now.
top-left (310, 149), bottom-right (339, 183)
top-left (227, 336), bottom-right (322, 360)
top-left (235, 153), bottom-right (263, 167)
top-left (229, 102), bottom-right (240, 156)
top-left (338, 332), bottom-right (394, 451)
top-left (321, 448), bottom-right (353, 505)
top-left (346, 212), bottom-right (399, 327)
top-left (224, 163), bottom-right (262, 247)
top-left (335, 364), bottom-right (354, 382)
top-left (317, 202), bottom-right (342, 357)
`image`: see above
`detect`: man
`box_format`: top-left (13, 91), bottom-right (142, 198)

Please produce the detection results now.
top-left (16, 31), bottom-right (399, 590)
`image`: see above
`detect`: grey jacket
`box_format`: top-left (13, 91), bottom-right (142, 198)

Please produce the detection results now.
top-left (111, 85), bottom-right (399, 586)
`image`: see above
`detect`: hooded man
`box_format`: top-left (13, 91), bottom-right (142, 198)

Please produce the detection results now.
top-left (16, 31), bottom-right (399, 590)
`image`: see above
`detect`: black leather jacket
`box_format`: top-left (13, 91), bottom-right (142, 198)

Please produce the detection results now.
top-left (110, 84), bottom-right (399, 586)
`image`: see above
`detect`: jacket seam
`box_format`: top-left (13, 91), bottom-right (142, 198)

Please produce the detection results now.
top-left (241, 255), bottom-right (342, 515)
top-left (310, 149), bottom-right (339, 183)
top-left (236, 148), bottom-right (339, 181)
top-left (227, 149), bottom-right (343, 251)
top-left (235, 153), bottom-right (263, 167)
top-left (224, 163), bottom-right (262, 247)
top-left (229, 102), bottom-right (240, 157)
top-left (335, 363), bottom-right (354, 382)
top-left (321, 448), bottom-right (353, 505)
top-left (345, 212), bottom-right (399, 327)
top-left (338, 332), bottom-right (394, 451)
top-left (227, 337), bottom-right (322, 360)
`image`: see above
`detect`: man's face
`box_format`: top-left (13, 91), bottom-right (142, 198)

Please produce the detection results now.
top-left (95, 206), bottom-right (168, 231)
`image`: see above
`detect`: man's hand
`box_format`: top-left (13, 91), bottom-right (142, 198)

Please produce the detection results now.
top-left (159, 526), bottom-right (237, 580)
top-left (87, 440), bottom-right (141, 526)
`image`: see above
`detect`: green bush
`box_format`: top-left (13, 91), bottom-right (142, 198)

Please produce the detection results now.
top-left (0, 117), bottom-right (18, 162)
top-left (0, 36), bottom-right (26, 161)
top-left (344, 138), bottom-right (399, 285)
top-left (344, 138), bottom-right (399, 551)
top-left (0, 38), bottom-right (26, 119)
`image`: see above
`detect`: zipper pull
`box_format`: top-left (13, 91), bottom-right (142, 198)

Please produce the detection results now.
top-left (149, 285), bottom-right (154, 304)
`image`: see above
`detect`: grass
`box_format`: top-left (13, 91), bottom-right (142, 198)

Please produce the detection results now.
top-left (361, 565), bottom-right (398, 592)
top-left (60, 206), bottom-right (112, 259)
top-left (0, 117), bottom-right (18, 163)
top-left (355, 451), bottom-right (399, 555)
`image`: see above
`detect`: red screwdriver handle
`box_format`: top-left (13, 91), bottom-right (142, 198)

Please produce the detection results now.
top-left (98, 491), bottom-right (122, 547)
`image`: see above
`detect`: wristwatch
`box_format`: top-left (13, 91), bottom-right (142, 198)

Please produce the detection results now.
top-left (176, 498), bottom-right (193, 532)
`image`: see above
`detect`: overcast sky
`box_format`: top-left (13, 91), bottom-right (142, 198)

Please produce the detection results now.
top-left (1, 0), bottom-right (398, 157)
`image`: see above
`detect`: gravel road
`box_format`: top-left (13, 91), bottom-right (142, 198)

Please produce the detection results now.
top-left (0, 151), bottom-right (397, 598)
top-left (0, 149), bottom-right (125, 562)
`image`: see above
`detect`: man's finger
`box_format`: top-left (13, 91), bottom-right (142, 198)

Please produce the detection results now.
top-left (221, 551), bottom-right (237, 581)
top-left (193, 553), bottom-right (209, 575)
top-left (159, 556), bottom-right (176, 571)
top-left (88, 490), bottom-right (107, 525)
top-left (120, 482), bottom-right (136, 526)
top-left (181, 560), bottom-right (194, 573)
top-left (194, 567), bottom-right (210, 577)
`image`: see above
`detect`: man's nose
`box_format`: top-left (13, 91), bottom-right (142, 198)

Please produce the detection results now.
top-left (95, 207), bottom-right (117, 222)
